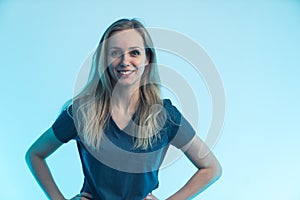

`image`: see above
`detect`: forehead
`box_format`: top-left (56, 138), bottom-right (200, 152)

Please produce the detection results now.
top-left (107, 29), bottom-right (144, 49)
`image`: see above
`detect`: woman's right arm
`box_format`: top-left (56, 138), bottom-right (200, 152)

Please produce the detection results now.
top-left (25, 127), bottom-right (66, 200)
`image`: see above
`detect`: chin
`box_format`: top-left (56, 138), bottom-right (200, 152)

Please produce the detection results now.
top-left (117, 78), bottom-right (141, 88)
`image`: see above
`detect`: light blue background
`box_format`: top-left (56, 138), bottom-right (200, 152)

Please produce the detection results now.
top-left (1, 1), bottom-right (299, 199)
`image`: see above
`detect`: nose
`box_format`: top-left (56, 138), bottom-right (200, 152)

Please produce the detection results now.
top-left (120, 52), bottom-right (130, 67)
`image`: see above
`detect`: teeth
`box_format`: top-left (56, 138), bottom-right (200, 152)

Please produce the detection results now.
top-left (119, 71), bottom-right (132, 75)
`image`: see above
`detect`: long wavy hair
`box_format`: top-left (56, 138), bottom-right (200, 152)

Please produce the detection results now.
top-left (63, 18), bottom-right (165, 149)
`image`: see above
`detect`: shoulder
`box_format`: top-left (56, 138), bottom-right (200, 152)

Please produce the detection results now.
top-left (65, 104), bottom-right (73, 119)
top-left (162, 99), bottom-right (196, 149)
top-left (162, 99), bottom-right (178, 111)
top-left (162, 99), bottom-right (182, 123)
top-left (52, 103), bottom-right (77, 143)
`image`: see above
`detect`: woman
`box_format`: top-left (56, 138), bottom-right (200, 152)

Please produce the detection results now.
top-left (26, 18), bottom-right (222, 200)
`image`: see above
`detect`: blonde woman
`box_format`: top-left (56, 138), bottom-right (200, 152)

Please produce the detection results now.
top-left (25, 18), bottom-right (222, 200)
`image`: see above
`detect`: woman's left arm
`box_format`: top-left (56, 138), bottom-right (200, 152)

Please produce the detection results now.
top-left (166, 135), bottom-right (222, 200)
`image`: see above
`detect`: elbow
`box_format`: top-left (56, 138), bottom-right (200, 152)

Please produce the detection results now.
top-left (25, 148), bottom-right (33, 166)
top-left (212, 161), bottom-right (222, 182)
top-left (25, 147), bottom-right (39, 167)
top-left (203, 161), bottom-right (222, 183)
top-left (215, 164), bottom-right (222, 181)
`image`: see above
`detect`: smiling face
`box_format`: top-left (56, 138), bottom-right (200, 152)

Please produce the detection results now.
top-left (107, 29), bottom-right (149, 88)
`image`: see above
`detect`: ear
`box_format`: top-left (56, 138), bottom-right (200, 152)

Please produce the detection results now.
top-left (145, 48), bottom-right (151, 66)
top-left (145, 57), bottom-right (150, 66)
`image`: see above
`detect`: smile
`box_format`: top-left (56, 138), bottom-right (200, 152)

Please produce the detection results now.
top-left (117, 70), bottom-right (135, 76)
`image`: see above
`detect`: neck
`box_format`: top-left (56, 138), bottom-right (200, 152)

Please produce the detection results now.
top-left (110, 84), bottom-right (140, 114)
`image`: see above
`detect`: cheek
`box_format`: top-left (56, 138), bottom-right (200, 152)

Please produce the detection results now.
top-left (107, 58), bottom-right (120, 67)
top-left (135, 57), bottom-right (148, 68)
top-left (138, 65), bottom-right (146, 75)
top-left (107, 64), bottom-right (117, 78)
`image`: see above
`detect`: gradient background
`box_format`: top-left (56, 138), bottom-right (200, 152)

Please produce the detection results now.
top-left (1, 1), bottom-right (299, 199)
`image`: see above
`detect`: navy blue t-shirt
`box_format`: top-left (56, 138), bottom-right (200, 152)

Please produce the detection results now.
top-left (52, 99), bottom-right (195, 200)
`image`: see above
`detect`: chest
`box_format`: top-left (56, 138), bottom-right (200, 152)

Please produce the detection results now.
top-left (110, 107), bottom-right (136, 131)
top-left (111, 113), bottom-right (133, 131)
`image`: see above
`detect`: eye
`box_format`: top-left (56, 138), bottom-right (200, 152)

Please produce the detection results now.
top-left (110, 50), bottom-right (122, 58)
top-left (130, 50), bottom-right (141, 57)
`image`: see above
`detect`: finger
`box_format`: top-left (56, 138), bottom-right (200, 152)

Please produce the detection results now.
top-left (80, 192), bottom-right (93, 199)
top-left (149, 193), bottom-right (159, 200)
top-left (71, 193), bottom-right (93, 200)
top-left (80, 197), bottom-right (91, 200)
top-left (144, 193), bottom-right (159, 200)
top-left (74, 192), bottom-right (92, 200)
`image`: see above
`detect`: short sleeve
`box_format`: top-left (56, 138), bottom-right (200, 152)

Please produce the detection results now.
top-left (51, 105), bottom-right (78, 143)
top-left (164, 99), bottom-right (196, 149)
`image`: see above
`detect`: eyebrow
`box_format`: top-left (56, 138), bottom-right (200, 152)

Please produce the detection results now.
top-left (109, 46), bottom-right (142, 50)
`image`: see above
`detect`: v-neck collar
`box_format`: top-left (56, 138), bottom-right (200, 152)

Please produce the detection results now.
top-left (109, 112), bottom-right (137, 133)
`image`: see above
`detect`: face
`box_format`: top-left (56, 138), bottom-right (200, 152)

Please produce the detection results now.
top-left (106, 29), bottom-right (149, 88)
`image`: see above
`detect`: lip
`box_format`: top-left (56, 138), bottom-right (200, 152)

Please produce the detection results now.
top-left (116, 69), bottom-right (136, 77)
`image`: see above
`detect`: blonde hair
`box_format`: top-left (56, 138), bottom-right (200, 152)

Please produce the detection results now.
top-left (64, 18), bottom-right (165, 149)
